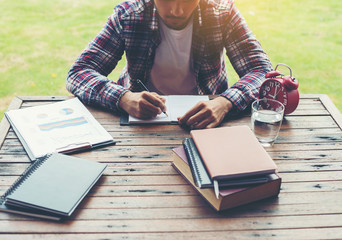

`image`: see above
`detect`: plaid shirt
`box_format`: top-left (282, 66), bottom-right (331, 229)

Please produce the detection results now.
top-left (66, 0), bottom-right (272, 114)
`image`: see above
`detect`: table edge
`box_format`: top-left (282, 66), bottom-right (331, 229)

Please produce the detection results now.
top-left (1, 94), bottom-right (341, 148)
top-left (318, 94), bottom-right (342, 130)
top-left (0, 97), bottom-right (24, 149)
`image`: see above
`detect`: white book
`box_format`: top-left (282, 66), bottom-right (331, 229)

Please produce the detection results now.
top-left (5, 98), bottom-right (115, 160)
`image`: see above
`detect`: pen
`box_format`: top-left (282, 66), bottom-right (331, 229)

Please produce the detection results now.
top-left (214, 180), bottom-right (219, 199)
top-left (136, 79), bottom-right (168, 117)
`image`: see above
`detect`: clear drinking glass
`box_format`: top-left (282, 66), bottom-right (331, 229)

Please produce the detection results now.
top-left (251, 98), bottom-right (285, 147)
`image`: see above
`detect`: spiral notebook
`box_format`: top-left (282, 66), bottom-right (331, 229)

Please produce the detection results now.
top-left (0, 153), bottom-right (107, 220)
top-left (183, 138), bottom-right (212, 188)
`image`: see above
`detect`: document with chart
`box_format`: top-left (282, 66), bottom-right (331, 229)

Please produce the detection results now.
top-left (5, 98), bottom-right (115, 160)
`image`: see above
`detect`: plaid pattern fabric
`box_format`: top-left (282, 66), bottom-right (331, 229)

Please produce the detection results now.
top-left (66, 0), bottom-right (272, 114)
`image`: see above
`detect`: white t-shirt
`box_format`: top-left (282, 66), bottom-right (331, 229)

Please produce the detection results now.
top-left (148, 18), bottom-right (197, 95)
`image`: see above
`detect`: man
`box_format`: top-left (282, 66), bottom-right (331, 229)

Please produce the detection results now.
top-left (66, 0), bottom-right (272, 129)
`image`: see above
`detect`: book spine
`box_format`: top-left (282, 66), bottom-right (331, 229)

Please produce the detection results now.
top-left (1, 155), bottom-right (50, 199)
top-left (183, 138), bottom-right (201, 187)
top-left (183, 138), bottom-right (213, 188)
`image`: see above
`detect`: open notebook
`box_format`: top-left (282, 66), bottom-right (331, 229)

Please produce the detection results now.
top-left (124, 95), bottom-right (209, 124)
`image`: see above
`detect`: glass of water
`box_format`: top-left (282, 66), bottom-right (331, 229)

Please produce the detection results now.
top-left (251, 98), bottom-right (285, 147)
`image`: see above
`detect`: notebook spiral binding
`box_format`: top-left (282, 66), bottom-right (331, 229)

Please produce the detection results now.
top-left (1, 154), bottom-right (51, 201)
top-left (183, 138), bottom-right (202, 183)
top-left (183, 138), bottom-right (213, 188)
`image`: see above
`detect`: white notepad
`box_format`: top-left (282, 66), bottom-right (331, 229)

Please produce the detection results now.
top-left (128, 95), bottom-right (209, 124)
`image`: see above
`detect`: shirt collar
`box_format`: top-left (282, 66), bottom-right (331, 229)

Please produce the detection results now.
top-left (151, 2), bottom-right (203, 31)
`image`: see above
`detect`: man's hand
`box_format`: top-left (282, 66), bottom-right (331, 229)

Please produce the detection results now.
top-left (119, 91), bottom-right (167, 119)
top-left (178, 96), bottom-right (233, 129)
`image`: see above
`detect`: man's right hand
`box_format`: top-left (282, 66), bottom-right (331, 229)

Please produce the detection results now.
top-left (119, 91), bottom-right (167, 119)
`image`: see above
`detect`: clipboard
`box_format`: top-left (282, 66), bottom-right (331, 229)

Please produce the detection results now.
top-left (5, 98), bottom-right (115, 161)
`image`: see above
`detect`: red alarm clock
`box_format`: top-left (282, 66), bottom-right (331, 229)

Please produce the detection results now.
top-left (259, 63), bottom-right (299, 114)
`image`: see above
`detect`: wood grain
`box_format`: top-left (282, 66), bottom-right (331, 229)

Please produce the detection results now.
top-left (0, 94), bottom-right (341, 239)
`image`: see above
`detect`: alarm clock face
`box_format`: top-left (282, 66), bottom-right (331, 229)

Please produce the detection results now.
top-left (259, 80), bottom-right (288, 107)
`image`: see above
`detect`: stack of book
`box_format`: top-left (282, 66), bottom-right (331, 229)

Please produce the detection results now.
top-left (172, 125), bottom-right (281, 211)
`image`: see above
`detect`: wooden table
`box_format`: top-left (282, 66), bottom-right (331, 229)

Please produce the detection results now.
top-left (0, 94), bottom-right (342, 239)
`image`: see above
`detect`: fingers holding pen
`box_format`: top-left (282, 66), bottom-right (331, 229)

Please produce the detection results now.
top-left (144, 92), bottom-right (167, 113)
top-left (119, 91), bottom-right (167, 119)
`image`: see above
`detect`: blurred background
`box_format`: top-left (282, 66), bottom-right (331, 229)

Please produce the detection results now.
top-left (1, 0), bottom-right (341, 118)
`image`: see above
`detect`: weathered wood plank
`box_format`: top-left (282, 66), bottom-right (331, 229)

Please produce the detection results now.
top-left (0, 228), bottom-right (340, 240)
top-left (1, 157), bottom-right (342, 184)
top-left (65, 191), bottom-right (342, 209)
top-left (0, 192), bottom-right (323, 216)
top-left (1, 170), bottom-right (341, 186)
top-left (0, 202), bottom-right (341, 222)
top-left (78, 181), bottom-right (342, 196)
top-left (3, 127), bottom-right (342, 150)
top-left (0, 162), bottom-right (176, 176)
top-left (1, 142), bottom-right (342, 163)
top-left (1, 156), bottom-right (342, 177)
top-left (0, 214), bottom-right (342, 233)
top-left (0, 175), bottom-right (186, 186)
top-left (0, 179), bottom-right (341, 200)
top-left (73, 203), bottom-right (342, 220)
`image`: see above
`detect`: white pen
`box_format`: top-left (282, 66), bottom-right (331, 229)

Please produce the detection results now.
top-left (214, 180), bottom-right (219, 199)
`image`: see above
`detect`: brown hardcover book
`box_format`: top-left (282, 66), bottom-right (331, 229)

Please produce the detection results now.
top-left (172, 146), bottom-right (281, 211)
top-left (190, 125), bottom-right (278, 180)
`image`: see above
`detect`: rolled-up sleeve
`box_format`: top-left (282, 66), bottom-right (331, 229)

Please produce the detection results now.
top-left (220, 3), bottom-right (273, 112)
top-left (66, 12), bottom-right (128, 113)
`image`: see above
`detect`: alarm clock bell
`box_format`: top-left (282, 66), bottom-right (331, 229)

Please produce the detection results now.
top-left (259, 63), bottom-right (299, 114)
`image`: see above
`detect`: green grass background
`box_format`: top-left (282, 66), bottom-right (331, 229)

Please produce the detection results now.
top-left (1, 0), bottom-right (341, 118)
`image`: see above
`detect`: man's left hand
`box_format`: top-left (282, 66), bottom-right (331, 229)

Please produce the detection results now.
top-left (178, 96), bottom-right (233, 129)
